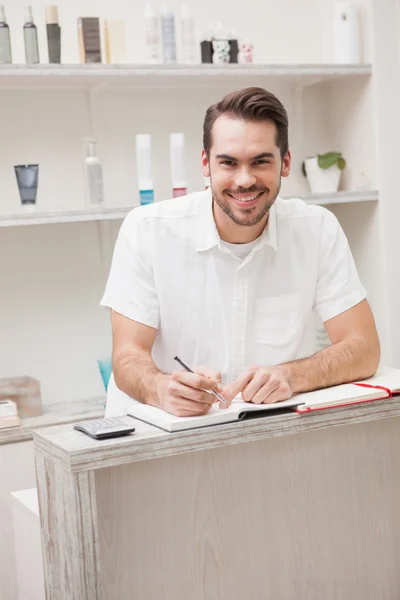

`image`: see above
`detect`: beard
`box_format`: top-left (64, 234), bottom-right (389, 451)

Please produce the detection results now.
top-left (211, 181), bottom-right (281, 227)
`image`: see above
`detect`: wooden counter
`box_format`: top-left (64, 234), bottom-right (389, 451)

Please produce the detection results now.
top-left (34, 397), bottom-right (400, 599)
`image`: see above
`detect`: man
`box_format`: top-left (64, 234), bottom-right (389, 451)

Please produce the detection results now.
top-left (101, 87), bottom-right (380, 417)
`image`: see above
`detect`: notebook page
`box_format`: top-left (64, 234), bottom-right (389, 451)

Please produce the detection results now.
top-left (356, 367), bottom-right (400, 393)
top-left (128, 396), bottom-right (301, 432)
top-left (294, 382), bottom-right (384, 408)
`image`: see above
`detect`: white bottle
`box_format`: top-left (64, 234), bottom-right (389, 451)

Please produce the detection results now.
top-left (24, 6), bottom-right (40, 64)
top-left (161, 5), bottom-right (177, 64)
top-left (144, 2), bottom-right (162, 64)
top-left (84, 138), bottom-right (104, 207)
top-left (169, 133), bottom-right (187, 197)
top-left (333, 0), bottom-right (361, 64)
top-left (0, 5), bottom-right (12, 64)
top-left (181, 5), bottom-right (197, 64)
top-left (135, 134), bottom-right (154, 205)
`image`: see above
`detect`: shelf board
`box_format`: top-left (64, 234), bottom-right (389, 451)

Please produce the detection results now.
top-left (0, 63), bottom-right (372, 90)
top-left (0, 191), bottom-right (378, 228)
top-left (298, 190), bottom-right (379, 206)
top-left (0, 205), bottom-right (137, 227)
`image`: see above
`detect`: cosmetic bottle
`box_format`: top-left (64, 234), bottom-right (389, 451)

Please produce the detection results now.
top-left (144, 2), bottom-right (162, 64)
top-left (170, 133), bottom-right (187, 197)
top-left (181, 5), bottom-right (197, 64)
top-left (161, 5), bottom-right (177, 64)
top-left (84, 138), bottom-right (104, 207)
top-left (0, 6), bottom-right (12, 64)
top-left (136, 134), bottom-right (154, 205)
top-left (333, 0), bottom-right (361, 63)
top-left (229, 39), bottom-right (239, 63)
top-left (24, 6), bottom-right (39, 64)
top-left (78, 17), bottom-right (102, 63)
top-left (200, 38), bottom-right (213, 63)
top-left (104, 19), bottom-right (126, 64)
top-left (14, 165), bottom-right (39, 211)
top-left (45, 6), bottom-right (61, 63)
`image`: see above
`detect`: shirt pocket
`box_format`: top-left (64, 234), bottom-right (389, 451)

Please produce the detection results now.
top-left (254, 293), bottom-right (303, 347)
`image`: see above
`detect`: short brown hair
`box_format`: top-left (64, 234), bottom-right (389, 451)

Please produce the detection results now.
top-left (203, 87), bottom-right (289, 158)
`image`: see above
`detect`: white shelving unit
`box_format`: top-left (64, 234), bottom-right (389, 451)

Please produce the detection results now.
top-left (0, 190), bottom-right (379, 228)
top-left (2, 0), bottom-right (397, 418)
top-left (0, 63), bottom-right (372, 89)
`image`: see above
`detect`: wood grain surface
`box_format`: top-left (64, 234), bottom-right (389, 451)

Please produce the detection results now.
top-left (35, 452), bottom-right (103, 599)
top-left (34, 396), bottom-right (400, 473)
top-left (95, 416), bottom-right (400, 600)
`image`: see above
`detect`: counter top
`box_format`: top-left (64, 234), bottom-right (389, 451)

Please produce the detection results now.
top-left (0, 396), bottom-right (105, 445)
top-left (33, 396), bottom-right (400, 474)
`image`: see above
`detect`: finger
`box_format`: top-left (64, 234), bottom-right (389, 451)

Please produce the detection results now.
top-left (261, 382), bottom-right (293, 405)
top-left (221, 368), bottom-right (256, 404)
top-left (242, 371), bottom-right (276, 403)
top-left (168, 399), bottom-right (212, 417)
top-left (168, 380), bottom-right (215, 405)
top-left (195, 366), bottom-right (223, 392)
top-left (173, 370), bottom-right (220, 392)
top-left (250, 378), bottom-right (281, 405)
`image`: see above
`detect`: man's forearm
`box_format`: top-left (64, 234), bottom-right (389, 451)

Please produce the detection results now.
top-left (281, 337), bottom-right (380, 394)
top-left (113, 349), bottom-right (167, 407)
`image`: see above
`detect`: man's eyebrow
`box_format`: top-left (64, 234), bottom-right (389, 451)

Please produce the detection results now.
top-left (252, 152), bottom-right (275, 160)
top-left (215, 154), bottom-right (237, 161)
top-left (215, 152), bottom-right (276, 161)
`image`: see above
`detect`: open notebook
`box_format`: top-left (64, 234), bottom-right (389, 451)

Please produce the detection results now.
top-left (127, 367), bottom-right (400, 432)
top-left (127, 396), bottom-right (302, 432)
top-left (294, 367), bottom-right (400, 413)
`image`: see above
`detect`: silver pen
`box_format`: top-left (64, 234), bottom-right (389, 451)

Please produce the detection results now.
top-left (173, 356), bottom-right (227, 404)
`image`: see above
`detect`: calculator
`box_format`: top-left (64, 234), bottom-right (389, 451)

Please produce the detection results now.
top-left (73, 417), bottom-right (136, 440)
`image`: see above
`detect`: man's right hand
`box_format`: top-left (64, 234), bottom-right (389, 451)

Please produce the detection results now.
top-left (155, 366), bottom-right (223, 417)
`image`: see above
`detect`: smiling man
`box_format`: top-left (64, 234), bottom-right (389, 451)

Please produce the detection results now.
top-left (101, 87), bottom-right (380, 417)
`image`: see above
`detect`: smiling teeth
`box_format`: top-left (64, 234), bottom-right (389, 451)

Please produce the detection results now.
top-left (232, 194), bottom-right (260, 202)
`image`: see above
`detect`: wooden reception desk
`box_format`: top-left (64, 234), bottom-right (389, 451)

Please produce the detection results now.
top-left (33, 398), bottom-right (400, 600)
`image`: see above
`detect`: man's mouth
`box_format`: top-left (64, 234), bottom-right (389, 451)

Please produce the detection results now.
top-left (226, 191), bottom-right (265, 206)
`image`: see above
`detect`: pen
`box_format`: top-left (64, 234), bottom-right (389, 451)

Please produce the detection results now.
top-left (173, 356), bottom-right (227, 404)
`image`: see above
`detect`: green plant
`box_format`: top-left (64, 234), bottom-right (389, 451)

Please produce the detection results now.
top-left (302, 152), bottom-right (346, 177)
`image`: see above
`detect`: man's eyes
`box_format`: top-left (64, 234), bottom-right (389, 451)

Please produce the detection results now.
top-left (219, 160), bottom-right (270, 166)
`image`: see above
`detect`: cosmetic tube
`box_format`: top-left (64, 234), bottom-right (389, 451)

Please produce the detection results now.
top-left (161, 5), bottom-right (176, 64)
top-left (84, 138), bottom-right (104, 207)
top-left (181, 5), bottom-right (197, 64)
top-left (14, 165), bottom-right (39, 211)
top-left (144, 2), bottom-right (162, 64)
top-left (78, 17), bottom-right (102, 64)
top-left (135, 134), bottom-right (154, 205)
top-left (170, 133), bottom-right (187, 197)
top-left (46, 6), bottom-right (61, 63)
top-left (104, 19), bottom-right (126, 64)
top-left (0, 5), bottom-right (12, 64)
top-left (24, 7), bottom-right (40, 64)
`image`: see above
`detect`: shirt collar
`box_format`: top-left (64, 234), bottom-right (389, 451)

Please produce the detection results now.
top-left (196, 188), bottom-right (278, 253)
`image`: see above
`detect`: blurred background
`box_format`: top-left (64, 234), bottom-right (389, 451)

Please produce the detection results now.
top-left (0, 0), bottom-right (396, 407)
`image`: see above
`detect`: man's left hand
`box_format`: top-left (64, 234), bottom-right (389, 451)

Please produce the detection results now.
top-left (221, 365), bottom-right (293, 407)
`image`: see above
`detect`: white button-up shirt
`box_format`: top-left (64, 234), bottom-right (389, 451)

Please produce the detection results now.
top-left (101, 189), bottom-right (366, 415)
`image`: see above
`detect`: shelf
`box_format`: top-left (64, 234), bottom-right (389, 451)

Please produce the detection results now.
top-left (0, 205), bottom-right (137, 227)
top-left (0, 63), bottom-right (372, 90)
top-left (296, 189), bottom-right (379, 206)
top-left (0, 191), bottom-right (378, 228)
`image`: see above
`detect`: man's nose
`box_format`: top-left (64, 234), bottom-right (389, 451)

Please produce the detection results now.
top-left (233, 167), bottom-right (257, 189)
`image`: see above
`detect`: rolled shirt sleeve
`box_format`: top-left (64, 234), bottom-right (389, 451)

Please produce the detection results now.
top-left (100, 209), bottom-right (159, 329)
top-left (314, 209), bottom-right (367, 323)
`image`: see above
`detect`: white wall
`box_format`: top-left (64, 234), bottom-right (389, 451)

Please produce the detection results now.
top-left (1, 0), bottom-right (384, 405)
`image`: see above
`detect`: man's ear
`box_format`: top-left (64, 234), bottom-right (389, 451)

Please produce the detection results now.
top-left (281, 150), bottom-right (291, 178)
top-left (201, 149), bottom-right (210, 177)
